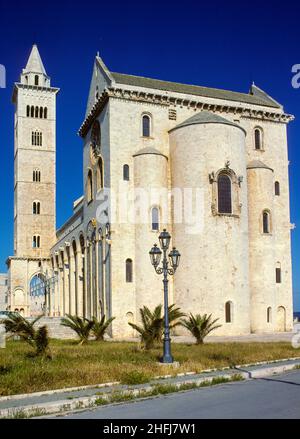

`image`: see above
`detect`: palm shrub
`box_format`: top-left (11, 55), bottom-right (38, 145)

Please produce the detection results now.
top-left (129, 304), bottom-right (185, 350)
top-left (61, 314), bottom-right (94, 345)
top-left (4, 314), bottom-right (51, 358)
top-left (181, 313), bottom-right (222, 345)
top-left (91, 315), bottom-right (115, 341)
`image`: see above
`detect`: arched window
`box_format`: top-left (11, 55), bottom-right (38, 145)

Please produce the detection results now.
top-left (123, 164), bottom-right (129, 181)
top-left (275, 181), bottom-right (280, 196)
top-left (97, 158), bottom-right (104, 191)
top-left (35, 106), bottom-right (39, 118)
top-left (151, 207), bottom-right (159, 231)
top-left (95, 86), bottom-right (99, 101)
top-left (263, 210), bottom-right (271, 234)
top-left (218, 174), bottom-right (232, 214)
top-left (44, 107), bottom-right (47, 119)
top-left (33, 201), bottom-right (40, 215)
top-left (267, 307), bottom-right (272, 323)
top-left (87, 169), bottom-right (93, 203)
top-left (142, 114), bottom-right (151, 137)
top-left (276, 264), bottom-right (282, 284)
top-left (225, 301), bottom-right (233, 323)
top-left (34, 75), bottom-right (39, 86)
top-left (26, 105), bottom-right (30, 117)
top-left (32, 235), bottom-right (41, 248)
top-left (31, 106), bottom-right (34, 117)
top-left (33, 169), bottom-right (41, 182)
top-left (39, 107), bottom-right (43, 118)
top-left (91, 120), bottom-right (101, 154)
top-left (32, 130), bottom-right (42, 146)
top-left (126, 259), bottom-right (133, 283)
top-left (254, 128), bottom-right (263, 150)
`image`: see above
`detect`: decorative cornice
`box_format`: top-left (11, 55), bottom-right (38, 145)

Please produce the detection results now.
top-left (78, 87), bottom-right (295, 138)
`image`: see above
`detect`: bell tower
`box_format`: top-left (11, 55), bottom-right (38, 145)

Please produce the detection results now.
top-left (7, 45), bottom-right (59, 317)
top-left (12, 45), bottom-right (59, 258)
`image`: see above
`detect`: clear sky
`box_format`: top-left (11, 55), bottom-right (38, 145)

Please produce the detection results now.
top-left (0, 0), bottom-right (299, 310)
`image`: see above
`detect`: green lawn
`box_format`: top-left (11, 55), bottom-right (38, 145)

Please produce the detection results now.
top-left (0, 340), bottom-right (299, 396)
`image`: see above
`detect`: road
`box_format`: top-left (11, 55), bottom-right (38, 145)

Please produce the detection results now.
top-left (60, 370), bottom-right (300, 419)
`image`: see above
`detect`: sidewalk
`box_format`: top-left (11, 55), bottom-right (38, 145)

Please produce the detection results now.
top-left (0, 357), bottom-right (299, 418)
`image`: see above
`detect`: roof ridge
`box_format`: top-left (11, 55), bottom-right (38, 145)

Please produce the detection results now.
top-left (111, 72), bottom-right (280, 108)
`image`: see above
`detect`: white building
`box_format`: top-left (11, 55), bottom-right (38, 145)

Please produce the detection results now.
top-left (7, 45), bottom-right (294, 336)
top-left (0, 274), bottom-right (8, 312)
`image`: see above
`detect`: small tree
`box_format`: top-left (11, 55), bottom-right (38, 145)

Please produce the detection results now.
top-left (91, 315), bottom-right (115, 341)
top-left (4, 314), bottom-right (51, 358)
top-left (129, 304), bottom-right (185, 350)
top-left (61, 314), bottom-right (94, 345)
top-left (129, 305), bottom-right (163, 350)
top-left (181, 313), bottom-right (222, 344)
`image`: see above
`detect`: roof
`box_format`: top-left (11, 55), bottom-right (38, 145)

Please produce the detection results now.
top-left (23, 44), bottom-right (47, 75)
top-left (169, 111), bottom-right (246, 134)
top-left (111, 72), bottom-right (281, 109)
top-left (133, 146), bottom-right (168, 159)
top-left (247, 160), bottom-right (273, 171)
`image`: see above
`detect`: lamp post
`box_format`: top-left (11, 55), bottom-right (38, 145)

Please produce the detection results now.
top-left (149, 229), bottom-right (181, 364)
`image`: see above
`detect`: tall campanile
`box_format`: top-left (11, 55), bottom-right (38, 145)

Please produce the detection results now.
top-left (7, 45), bottom-right (59, 316)
top-left (13, 45), bottom-right (58, 257)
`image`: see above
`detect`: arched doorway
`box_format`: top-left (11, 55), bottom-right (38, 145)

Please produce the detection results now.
top-left (30, 274), bottom-right (46, 316)
top-left (277, 306), bottom-right (286, 332)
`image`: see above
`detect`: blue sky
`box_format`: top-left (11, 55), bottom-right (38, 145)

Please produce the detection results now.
top-left (0, 0), bottom-right (299, 310)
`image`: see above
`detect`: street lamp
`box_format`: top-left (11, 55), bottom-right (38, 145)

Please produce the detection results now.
top-left (149, 229), bottom-right (181, 364)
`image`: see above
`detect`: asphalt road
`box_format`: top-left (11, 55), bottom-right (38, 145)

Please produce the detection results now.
top-left (61, 370), bottom-right (300, 419)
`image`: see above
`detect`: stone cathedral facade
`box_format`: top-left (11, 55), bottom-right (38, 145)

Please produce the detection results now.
top-left (6, 45), bottom-right (294, 337)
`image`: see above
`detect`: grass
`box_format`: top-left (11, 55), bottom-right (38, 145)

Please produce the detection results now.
top-left (0, 339), bottom-right (299, 396)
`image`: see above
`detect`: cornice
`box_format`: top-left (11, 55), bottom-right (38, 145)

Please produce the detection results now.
top-left (78, 87), bottom-right (295, 138)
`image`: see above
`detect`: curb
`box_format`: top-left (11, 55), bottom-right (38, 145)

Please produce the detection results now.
top-left (1, 360), bottom-right (300, 419)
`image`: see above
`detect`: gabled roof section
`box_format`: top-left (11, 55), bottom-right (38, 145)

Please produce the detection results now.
top-left (85, 55), bottom-right (115, 118)
top-left (23, 44), bottom-right (46, 75)
top-left (249, 83), bottom-right (282, 109)
top-left (169, 111), bottom-right (246, 134)
top-left (111, 72), bottom-right (281, 109)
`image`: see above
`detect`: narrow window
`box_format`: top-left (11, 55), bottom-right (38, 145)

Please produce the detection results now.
top-left (267, 307), bottom-right (272, 323)
top-left (34, 75), bottom-right (39, 86)
top-left (97, 158), bottom-right (103, 191)
top-left (32, 131), bottom-right (35, 146)
top-left (33, 169), bottom-right (41, 182)
top-left (123, 164), bottom-right (129, 181)
top-left (225, 301), bottom-right (233, 323)
top-left (26, 105), bottom-right (30, 117)
top-left (218, 174), bottom-right (232, 214)
top-left (263, 211), bottom-right (270, 234)
top-left (142, 114), bottom-right (151, 137)
top-left (276, 267), bottom-right (282, 284)
top-left (254, 128), bottom-right (263, 150)
top-left (87, 170), bottom-right (93, 203)
top-left (275, 181), bottom-right (280, 196)
top-left (44, 107), bottom-right (47, 119)
top-left (151, 207), bottom-right (159, 231)
top-left (33, 235), bottom-right (40, 248)
top-left (31, 106), bottom-right (34, 117)
top-left (35, 106), bottom-right (39, 118)
top-left (33, 202), bottom-right (40, 215)
top-left (39, 107), bottom-right (43, 118)
top-left (126, 259), bottom-right (133, 283)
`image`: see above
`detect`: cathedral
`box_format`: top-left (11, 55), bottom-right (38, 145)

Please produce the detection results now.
top-left (6, 45), bottom-right (294, 337)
